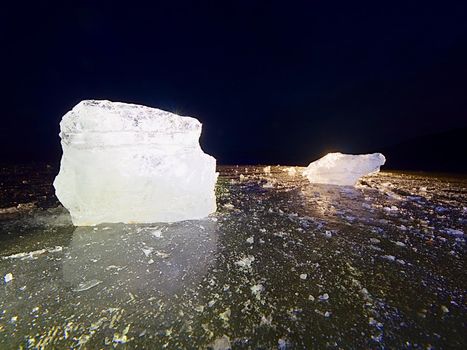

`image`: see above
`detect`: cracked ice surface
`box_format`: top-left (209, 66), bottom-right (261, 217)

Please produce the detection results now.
top-left (0, 165), bottom-right (466, 348)
top-left (54, 100), bottom-right (217, 226)
top-left (303, 152), bottom-right (386, 186)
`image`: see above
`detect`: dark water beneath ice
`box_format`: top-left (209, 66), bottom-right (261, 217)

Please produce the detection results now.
top-left (0, 165), bottom-right (466, 349)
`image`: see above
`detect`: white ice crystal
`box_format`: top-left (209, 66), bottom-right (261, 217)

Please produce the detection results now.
top-left (234, 255), bottom-right (255, 271)
top-left (303, 152), bottom-right (386, 186)
top-left (4, 273), bottom-right (13, 283)
top-left (54, 100), bottom-right (217, 226)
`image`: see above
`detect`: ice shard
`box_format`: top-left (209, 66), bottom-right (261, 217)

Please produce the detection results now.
top-left (303, 152), bottom-right (386, 186)
top-left (54, 100), bottom-right (218, 226)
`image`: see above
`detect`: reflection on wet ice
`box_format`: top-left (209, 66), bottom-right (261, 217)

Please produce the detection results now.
top-left (63, 220), bottom-right (218, 298)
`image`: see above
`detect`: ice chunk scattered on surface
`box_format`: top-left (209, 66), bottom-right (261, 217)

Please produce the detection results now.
top-left (209, 335), bottom-right (231, 350)
top-left (303, 152), bottom-right (386, 186)
top-left (72, 279), bottom-right (103, 292)
top-left (1, 246), bottom-right (63, 260)
top-left (443, 228), bottom-right (464, 237)
top-left (251, 284), bottom-right (264, 300)
top-left (4, 273), bottom-right (13, 283)
top-left (54, 100), bottom-right (218, 226)
top-left (234, 255), bottom-right (255, 271)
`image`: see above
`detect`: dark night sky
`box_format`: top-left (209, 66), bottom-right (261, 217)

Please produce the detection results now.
top-left (2, 1), bottom-right (467, 169)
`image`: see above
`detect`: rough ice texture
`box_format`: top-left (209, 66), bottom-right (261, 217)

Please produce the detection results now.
top-left (303, 152), bottom-right (386, 186)
top-left (54, 100), bottom-right (218, 226)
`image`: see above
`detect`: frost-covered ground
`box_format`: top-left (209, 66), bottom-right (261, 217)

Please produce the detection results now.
top-left (0, 165), bottom-right (466, 349)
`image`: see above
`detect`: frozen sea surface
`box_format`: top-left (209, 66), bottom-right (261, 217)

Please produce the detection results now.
top-left (0, 165), bottom-right (466, 349)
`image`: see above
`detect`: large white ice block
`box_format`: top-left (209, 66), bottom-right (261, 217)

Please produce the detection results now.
top-left (303, 152), bottom-right (386, 186)
top-left (54, 100), bottom-right (218, 226)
